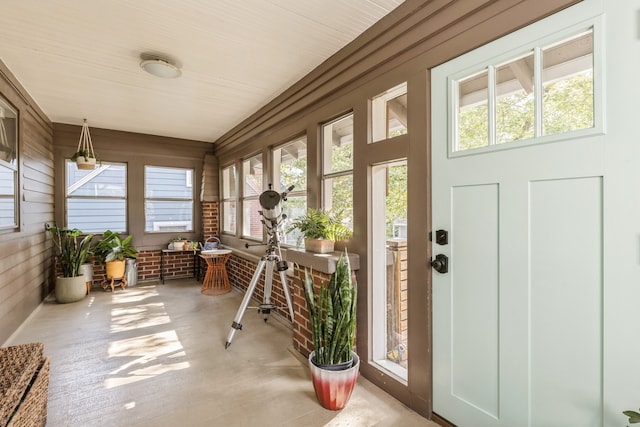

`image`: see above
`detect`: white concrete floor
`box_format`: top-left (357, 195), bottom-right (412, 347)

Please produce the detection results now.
top-left (6, 279), bottom-right (438, 427)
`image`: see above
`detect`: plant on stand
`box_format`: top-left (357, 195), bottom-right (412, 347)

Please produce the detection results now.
top-left (45, 224), bottom-right (94, 303)
top-left (303, 250), bottom-right (358, 410)
top-left (94, 230), bottom-right (138, 290)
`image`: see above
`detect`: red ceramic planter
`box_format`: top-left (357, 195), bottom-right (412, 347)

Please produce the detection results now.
top-left (308, 351), bottom-right (360, 410)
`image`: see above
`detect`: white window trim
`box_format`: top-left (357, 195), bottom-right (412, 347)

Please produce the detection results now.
top-left (444, 13), bottom-right (604, 158)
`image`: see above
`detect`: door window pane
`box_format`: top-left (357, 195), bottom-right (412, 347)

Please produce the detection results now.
top-left (66, 161), bottom-right (127, 233)
top-left (496, 53), bottom-right (535, 144)
top-left (542, 30), bottom-right (594, 136)
top-left (454, 28), bottom-right (595, 153)
top-left (145, 166), bottom-right (194, 232)
top-left (371, 160), bottom-right (408, 380)
top-left (457, 70), bottom-right (489, 151)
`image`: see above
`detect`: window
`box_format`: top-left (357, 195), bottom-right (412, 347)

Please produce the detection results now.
top-left (66, 161), bottom-right (127, 233)
top-left (221, 164), bottom-right (237, 234)
top-left (322, 114), bottom-right (353, 230)
top-left (242, 154), bottom-right (264, 239)
top-left (371, 82), bottom-right (408, 143)
top-left (144, 166), bottom-right (194, 233)
top-left (454, 28), bottom-right (595, 153)
top-left (371, 160), bottom-right (408, 380)
top-left (273, 136), bottom-right (307, 246)
top-left (0, 95), bottom-right (17, 230)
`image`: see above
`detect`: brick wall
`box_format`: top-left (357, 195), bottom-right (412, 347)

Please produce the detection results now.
top-left (84, 201), bottom-right (219, 288)
top-left (289, 268), bottom-right (334, 358)
top-left (226, 254), bottom-right (293, 323)
top-left (202, 201), bottom-right (219, 239)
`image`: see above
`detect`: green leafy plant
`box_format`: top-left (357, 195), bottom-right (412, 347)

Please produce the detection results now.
top-left (288, 208), bottom-right (352, 244)
top-left (93, 230), bottom-right (138, 263)
top-left (46, 224), bottom-right (94, 277)
top-left (624, 408), bottom-right (640, 425)
top-left (70, 149), bottom-right (100, 163)
top-left (303, 251), bottom-right (357, 366)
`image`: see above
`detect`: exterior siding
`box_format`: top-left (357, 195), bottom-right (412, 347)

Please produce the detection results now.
top-left (0, 63), bottom-right (54, 344)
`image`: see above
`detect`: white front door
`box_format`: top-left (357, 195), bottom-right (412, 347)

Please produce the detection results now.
top-left (431, 4), bottom-right (606, 426)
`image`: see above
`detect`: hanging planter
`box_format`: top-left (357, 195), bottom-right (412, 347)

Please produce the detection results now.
top-left (71, 119), bottom-right (98, 170)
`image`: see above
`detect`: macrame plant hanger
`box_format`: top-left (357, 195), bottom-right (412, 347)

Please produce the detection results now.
top-left (75, 119), bottom-right (97, 170)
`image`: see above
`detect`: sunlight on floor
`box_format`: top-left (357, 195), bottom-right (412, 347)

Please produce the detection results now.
top-left (110, 302), bottom-right (170, 333)
top-left (105, 285), bottom-right (190, 389)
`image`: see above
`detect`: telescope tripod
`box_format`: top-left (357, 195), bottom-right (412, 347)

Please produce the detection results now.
top-left (224, 249), bottom-right (294, 349)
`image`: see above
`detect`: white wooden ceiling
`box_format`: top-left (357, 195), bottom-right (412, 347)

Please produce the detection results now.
top-left (0, 0), bottom-right (403, 143)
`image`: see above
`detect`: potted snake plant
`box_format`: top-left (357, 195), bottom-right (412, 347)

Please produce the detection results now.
top-left (46, 224), bottom-right (94, 303)
top-left (303, 250), bottom-right (358, 410)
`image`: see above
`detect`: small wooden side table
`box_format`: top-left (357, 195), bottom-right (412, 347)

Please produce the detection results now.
top-left (200, 250), bottom-right (232, 295)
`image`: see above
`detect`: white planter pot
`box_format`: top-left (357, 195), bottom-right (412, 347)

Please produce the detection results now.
top-left (76, 156), bottom-right (96, 170)
top-left (304, 238), bottom-right (335, 254)
top-left (55, 276), bottom-right (87, 303)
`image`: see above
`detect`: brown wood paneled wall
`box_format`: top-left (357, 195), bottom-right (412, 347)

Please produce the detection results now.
top-left (0, 61), bottom-right (55, 345)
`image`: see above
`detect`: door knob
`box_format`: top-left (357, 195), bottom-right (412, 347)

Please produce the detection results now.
top-left (431, 254), bottom-right (448, 274)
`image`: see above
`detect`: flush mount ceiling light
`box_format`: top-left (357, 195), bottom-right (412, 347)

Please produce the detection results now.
top-left (140, 58), bottom-right (181, 79)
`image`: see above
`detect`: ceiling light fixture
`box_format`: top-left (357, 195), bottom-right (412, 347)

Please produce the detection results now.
top-left (140, 58), bottom-right (182, 79)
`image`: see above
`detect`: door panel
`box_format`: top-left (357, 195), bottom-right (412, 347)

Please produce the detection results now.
top-left (529, 177), bottom-right (603, 426)
top-left (451, 184), bottom-right (499, 418)
top-left (431, 4), bottom-right (604, 426)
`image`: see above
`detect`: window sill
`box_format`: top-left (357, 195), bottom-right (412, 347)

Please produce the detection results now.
top-left (282, 248), bottom-right (359, 275)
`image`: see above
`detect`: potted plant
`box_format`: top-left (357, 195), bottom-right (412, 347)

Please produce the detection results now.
top-left (45, 224), bottom-right (94, 303)
top-left (303, 251), bottom-right (358, 410)
top-left (72, 119), bottom-right (99, 170)
top-left (288, 208), bottom-right (352, 253)
top-left (623, 407), bottom-right (640, 424)
top-left (94, 230), bottom-right (138, 282)
top-left (70, 149), bottom-right (97, 170)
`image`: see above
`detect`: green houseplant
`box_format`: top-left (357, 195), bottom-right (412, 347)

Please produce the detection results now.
top-left (94, 230), bottom-right (138, 282)
top-left (624, 408), bottom-right (640, 425)
top-left (45, 224), bottom-right (94, 303)
top-left (288, 208), bottom-right (352, 253)
top-left (70, 149), bottom-right (98, 169)
top-left (303, 251), bottom-right (358, 410)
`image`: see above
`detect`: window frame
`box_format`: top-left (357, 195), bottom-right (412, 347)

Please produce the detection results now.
top-left (65, 160), bottom-right (128, 233)
top-left (241, 153), bottom-right (265, 241)
top-left (0, 94), bottom-right (18, 233)
top-left (143, 165), bottom-right (195, 234)
top-left (447, 18), bottom-right (603, 158)
top-left (321, 113), bottom-right (354, 229)
top-left (220, 163), bottom-right (238, 236)
top-left (272, 135), bottom-right (308, 247)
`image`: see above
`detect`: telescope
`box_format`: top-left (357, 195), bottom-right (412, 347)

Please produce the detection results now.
top-left (225, 184), bottom-right (295, 348)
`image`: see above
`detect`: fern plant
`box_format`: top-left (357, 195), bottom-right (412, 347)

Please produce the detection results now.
top-left (46, 224), bottom-right (94, 277)
top-left (303, 251), bottom-right (357, 366)
top-left (288, 208), bottom-right (352, 245)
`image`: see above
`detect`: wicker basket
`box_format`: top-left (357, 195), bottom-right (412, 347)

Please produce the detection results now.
top-left (0, 343), bottom-right (50, 427)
